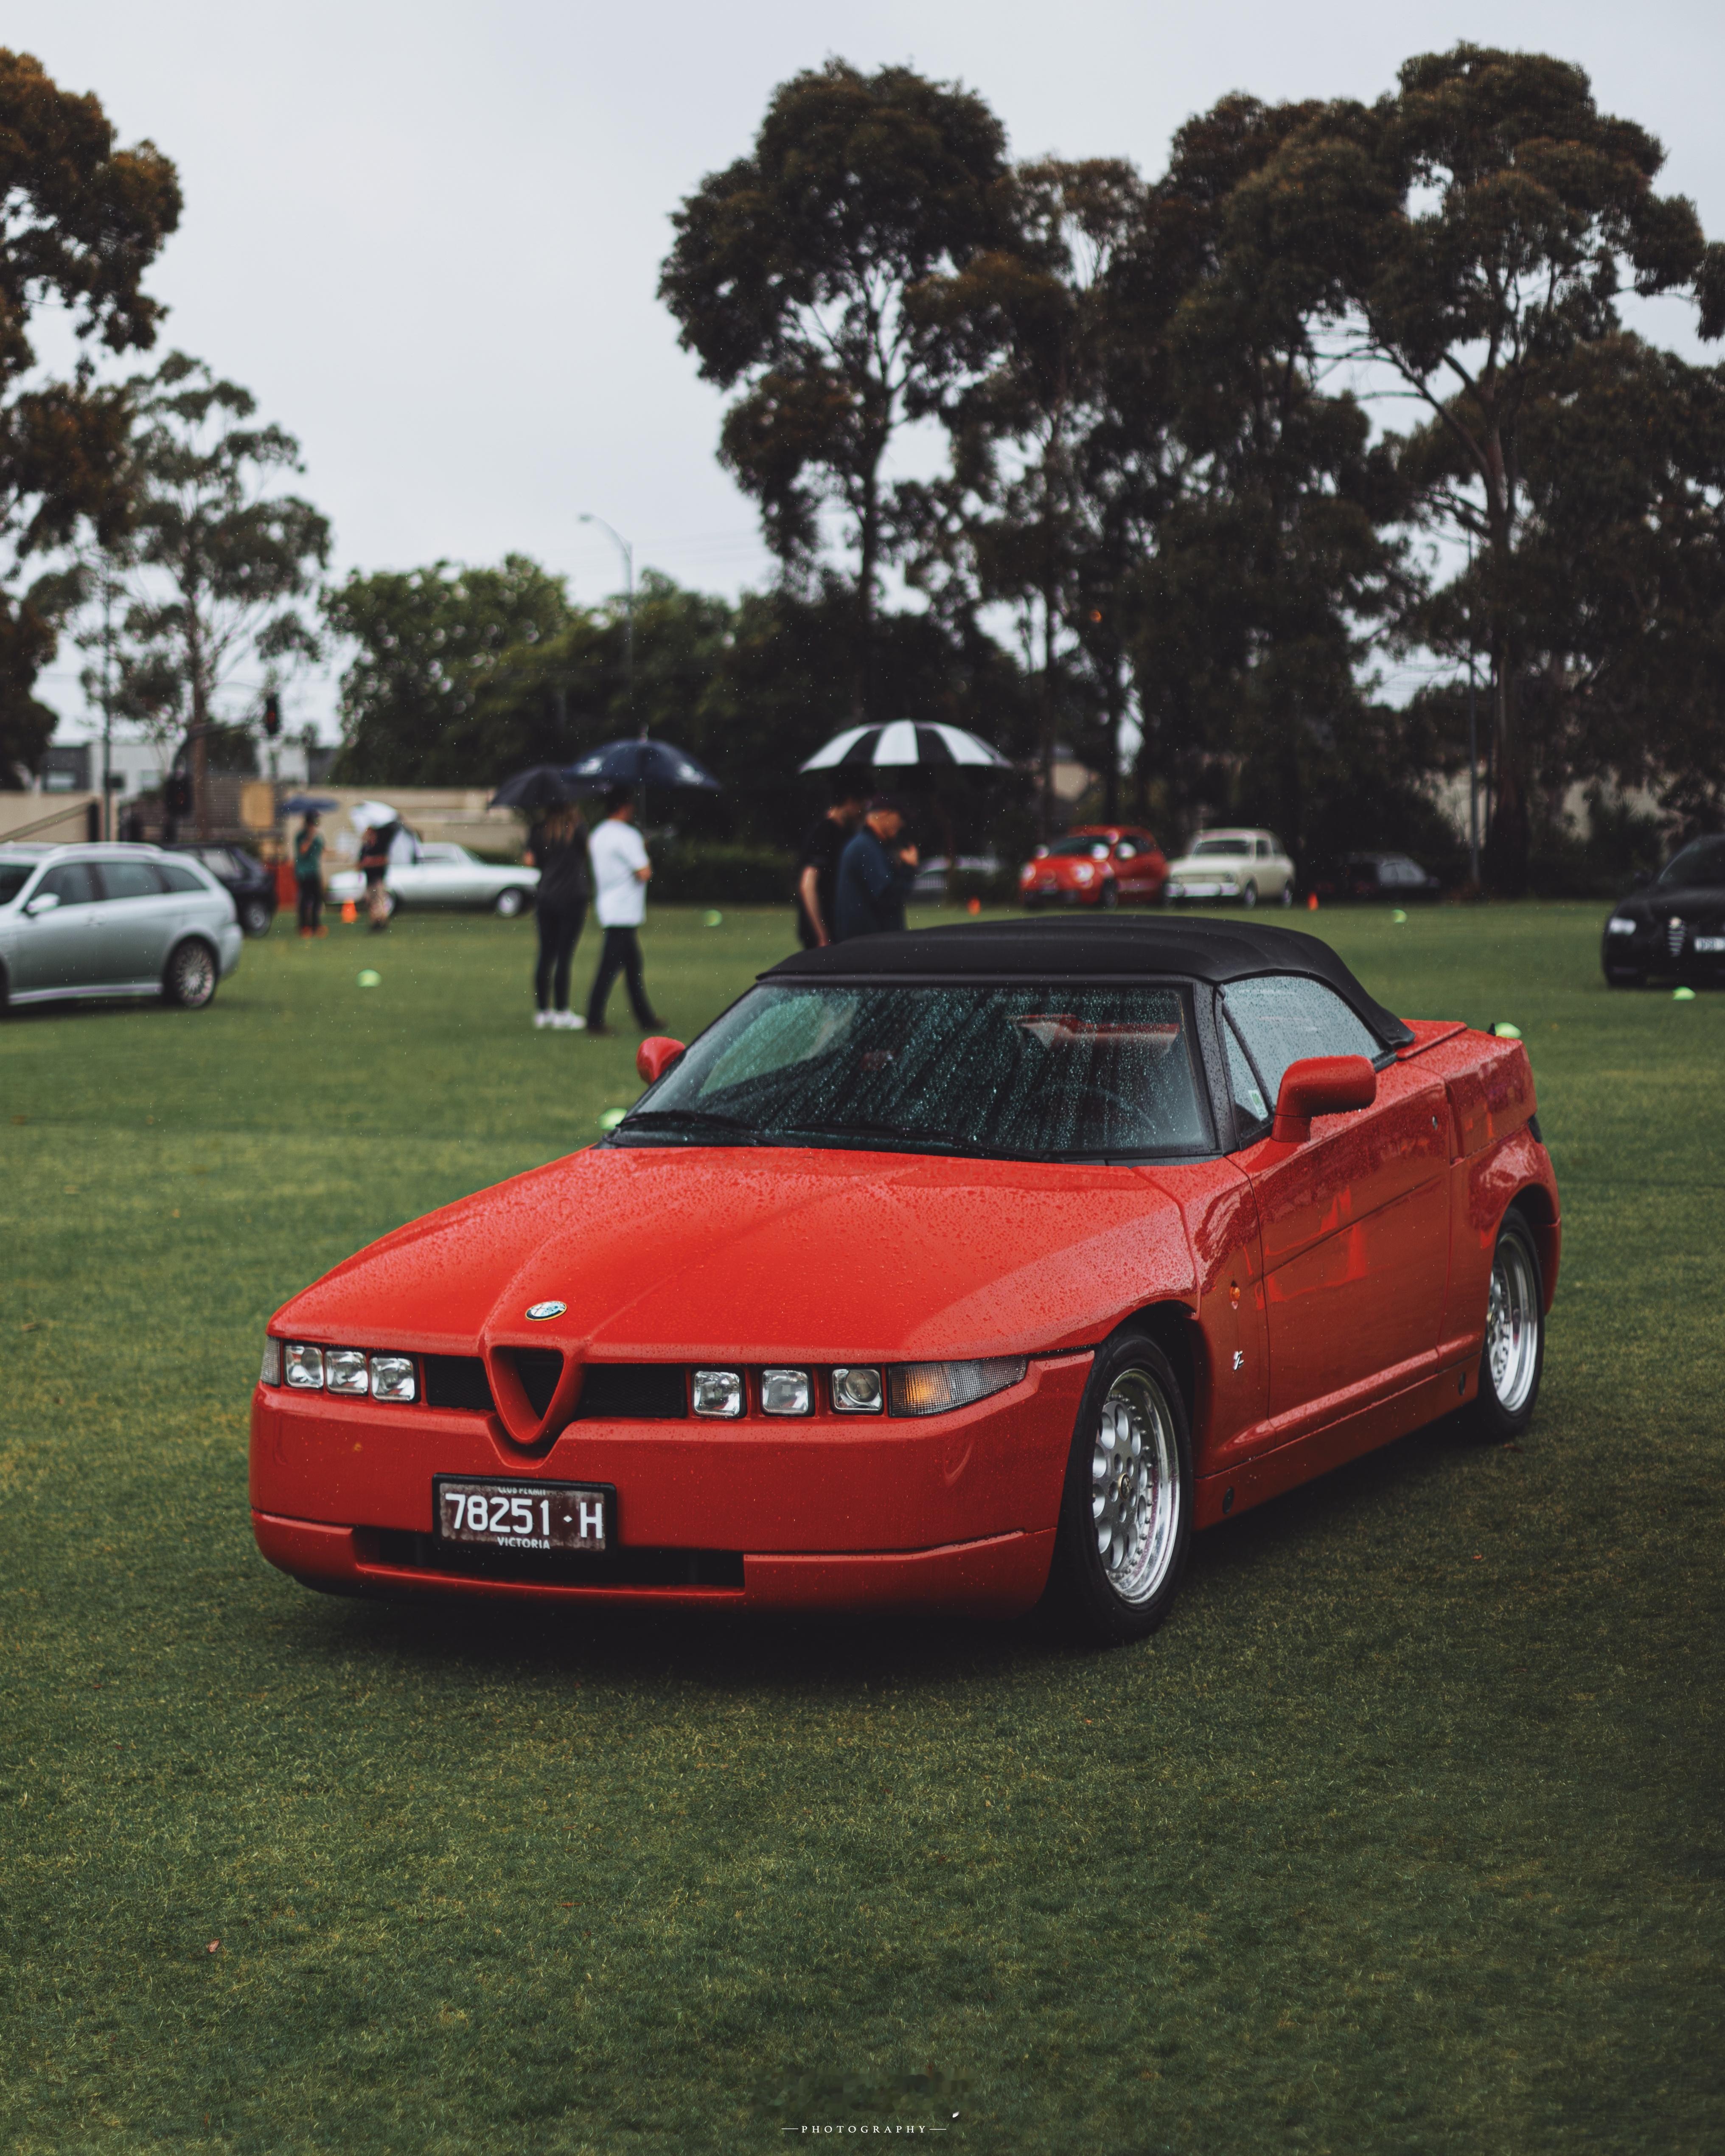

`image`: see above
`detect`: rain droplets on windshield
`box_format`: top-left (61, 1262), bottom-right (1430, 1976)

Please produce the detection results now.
top-left (620, 982), bottom-right (1212, 1159)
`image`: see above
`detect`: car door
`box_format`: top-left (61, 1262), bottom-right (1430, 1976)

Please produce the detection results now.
top-left (92, 859), bottom-right (175, 984)
top-left (389, 844), bottom-right (452, 905)
top-left (1221, 974), bottom-right (1449, 1423)
top-left (11, 861), bottom-right (105, 994)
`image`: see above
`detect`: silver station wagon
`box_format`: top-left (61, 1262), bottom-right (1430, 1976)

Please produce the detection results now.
top-left (0, 843), bottom-right (244, 1013)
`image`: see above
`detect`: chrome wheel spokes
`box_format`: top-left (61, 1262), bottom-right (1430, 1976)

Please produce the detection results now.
top-left (1486, 1232), bottom-right (1540, 1414)
top-left (1091, 1367), bottom-right (1180, 1605)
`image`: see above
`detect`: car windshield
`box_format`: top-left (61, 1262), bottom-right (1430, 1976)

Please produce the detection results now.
top-left (0, 864), bottom-right (32, 905)
top-left (1190, 837), bottom-right (1248, 857)
top-left (1658, 837), bottom-right (1725, 888)
top-left (618, 982), bottom-right (1212, 1160)
top-left (1043, 837), bottom-right (1109, 858)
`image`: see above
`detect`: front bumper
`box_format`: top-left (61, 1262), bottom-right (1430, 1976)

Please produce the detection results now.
top-left (1022, 879), bottom-right (1106, 905)
top-left (1165, 878), bottom-right (1242, 901)
top-left (1602, 922), bottom-right (1725, 979)
top-left (248, 1352), bottom-right (1091, 1615)
top-left (218, 922), bottom-right (244, 976)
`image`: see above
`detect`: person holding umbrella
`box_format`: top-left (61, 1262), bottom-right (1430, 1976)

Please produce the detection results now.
top-left (834, 797), bottom-right (919, 942)
top-left (585, 788), bottom-right (663, 1036)
top-left (525, 802), bottom-right (589, 1030)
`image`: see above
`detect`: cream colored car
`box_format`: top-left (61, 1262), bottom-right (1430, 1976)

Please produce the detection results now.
top-left (1163, 828), bottom-right (1296, 908)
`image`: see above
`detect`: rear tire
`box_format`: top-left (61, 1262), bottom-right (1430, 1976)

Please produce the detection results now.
top-left (1046, 1331), bottom-right (1192, 1645)
top-left (163, 938), bottom-right (218, 1010)
top-left (1279, 881), bottom-right (1294, 907)
top-left (1098, 881), bottom-right (1119, 911)
top-left (495, 887), bottom-right (526, 918)
top-left (239, 898), bottom-right (272, 938)
top-left (1241, 881), bottom-right (1258, 908)
top-left (1472, 1208), bottom-right (1545, 1439)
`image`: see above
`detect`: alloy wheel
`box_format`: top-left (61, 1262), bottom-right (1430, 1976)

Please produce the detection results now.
top-left (1091, 1367), bottom-right (1181, 1605)
top-left (1486, 1232), bottom-right (1540, 1415)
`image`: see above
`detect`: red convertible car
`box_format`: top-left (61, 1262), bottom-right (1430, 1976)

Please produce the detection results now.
top-left (250, 921), bottom-right (1559, 1643)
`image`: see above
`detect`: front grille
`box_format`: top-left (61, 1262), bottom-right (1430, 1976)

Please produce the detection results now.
top-left (1668, 918), bottom-right (1686, 959)
top-left (505, 1349), bottom-right (564, 1416)
top-left (362, 1529), bottom-right (743, 1590)
top-left (423, 1356), bottom-right (495, 1412)
top-left (575, 1364), bottom-right (688, 1420)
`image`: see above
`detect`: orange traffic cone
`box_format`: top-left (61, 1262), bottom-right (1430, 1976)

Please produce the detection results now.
top-left (1306, 892), bottom-right (1319, 911)
top-left (341, 899), bottom-right (357, 924)
top-left (966, 896), bottom-right (982, 916)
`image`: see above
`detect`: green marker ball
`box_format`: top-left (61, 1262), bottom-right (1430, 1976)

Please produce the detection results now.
top-left (1673, 985), bottom-right (1697, 1001)
top-left (599, 1107), bottom-right (627, 1131)
top-left (357, 969), bottom-right (381, 988)
top-left (704, 909), bottom-right (724, 928)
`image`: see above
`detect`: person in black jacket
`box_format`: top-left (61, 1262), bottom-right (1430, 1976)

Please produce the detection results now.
top-left (526, 805), bottom-right (591, 1029)
top-left (833, 797), bottom-right (919, 941)
top-left (794, 779), bottom-right (867, 947)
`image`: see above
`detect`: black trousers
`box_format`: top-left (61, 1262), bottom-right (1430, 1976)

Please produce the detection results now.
top-left (586, 926), bottom-right (657, 1030)
top-left (296, 879), bottom-right (322, 932)
top-left (534, 902), bottom-right (586, 1011)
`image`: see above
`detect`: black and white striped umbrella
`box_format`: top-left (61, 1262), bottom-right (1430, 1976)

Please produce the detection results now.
top-left (800, 720), bottom-right (1010, 773)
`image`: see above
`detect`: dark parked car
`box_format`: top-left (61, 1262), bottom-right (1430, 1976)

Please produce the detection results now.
top-left (1602, 836), bottom-right (1725, 987)
top-left (1313, 852), bottom-right (1442, 902)
top-left (163, 844), bottom-right (277, 938)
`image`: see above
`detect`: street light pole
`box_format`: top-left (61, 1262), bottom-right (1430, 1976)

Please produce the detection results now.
top-left (578, 513), bottom-right (637, 738)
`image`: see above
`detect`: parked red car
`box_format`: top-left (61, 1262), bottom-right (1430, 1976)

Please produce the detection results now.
top-left (251, 920), bottom-right (1560, 1644)
top-left (1020, 825), bottom-right (1168, 908)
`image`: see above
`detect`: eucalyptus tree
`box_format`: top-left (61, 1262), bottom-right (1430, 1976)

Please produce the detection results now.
top-left (659, 59), bottom-right (1016, 719)
top-left (1241, 44), bottom-right (1724, 886)
top-left (1128, 95), bottom-right (1408, 858)
top-left (0, 48), bottom-right (179, 782)
top-left (99, 353), bottom-right (329, 829)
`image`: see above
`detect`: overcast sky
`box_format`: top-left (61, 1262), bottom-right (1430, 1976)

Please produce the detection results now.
top-left (19, 0), bottom-right (1725, 736)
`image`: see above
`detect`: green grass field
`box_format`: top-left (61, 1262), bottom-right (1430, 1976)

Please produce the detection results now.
top-left (2, 899), bottom-right (1720, 2155)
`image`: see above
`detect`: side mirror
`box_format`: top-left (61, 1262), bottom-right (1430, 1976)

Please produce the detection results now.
top-left (1271, 1054), bottom-right (1377, 1144)
top-left (636, 1036), bottom-right (686, 1085)
top-left (24, 891), bottom-right (60, 917)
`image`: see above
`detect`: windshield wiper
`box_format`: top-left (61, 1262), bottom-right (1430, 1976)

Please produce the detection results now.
top-left (614, 1108), bottom-right (763, 1142)
top-left (773, 1118), bottom-right (976, 1152)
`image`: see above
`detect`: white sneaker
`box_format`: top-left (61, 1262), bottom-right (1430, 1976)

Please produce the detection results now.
top-left (534, 1010), bottom-right (554, 1029)
top-left (552, 1011), bottom-right (586, 1030)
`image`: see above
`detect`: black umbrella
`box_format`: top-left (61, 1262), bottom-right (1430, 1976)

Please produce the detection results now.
top-left (799, 720), bottom-right (1010, 773)
top-left (564, 740), bottom-right (721, 792)
top-left (281, 792), bottom-right (339, 813)
top-left (490, 764), bottom-right (581, 811)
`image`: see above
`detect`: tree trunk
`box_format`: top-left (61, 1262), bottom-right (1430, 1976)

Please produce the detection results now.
top-left (856, 438), bottom-right (885, 726)
top-left (1038, 590), bottom-right (1057, 845)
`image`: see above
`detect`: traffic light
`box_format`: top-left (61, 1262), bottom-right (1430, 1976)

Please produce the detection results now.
top-left (263, 691), bottom-right (281, 738)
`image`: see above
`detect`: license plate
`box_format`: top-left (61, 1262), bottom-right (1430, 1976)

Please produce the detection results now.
top-left (434, 1477), bottom-right (611, 1553)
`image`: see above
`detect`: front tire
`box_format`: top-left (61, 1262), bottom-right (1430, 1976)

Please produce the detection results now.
top-left (163, 938), bottom-right (218, 1010)
top-left (1046, 1331), bottom-right (1192, 1644)
top-left (1097, 881), bottom-right (1119, 911)
top-left (1473, 1208), bottom-right (1545, 1439)
top-left (495, 887), bottom-right (526, 918)
top-left (1603, 967), bottom-right (1645, 989)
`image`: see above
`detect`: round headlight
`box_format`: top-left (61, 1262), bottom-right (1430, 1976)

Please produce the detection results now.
top-left (831, 1366), bottom-right (883, 1414)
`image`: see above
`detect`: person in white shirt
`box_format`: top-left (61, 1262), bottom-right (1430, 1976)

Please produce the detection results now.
top-left (585, 787), bottom-right (664, 1036)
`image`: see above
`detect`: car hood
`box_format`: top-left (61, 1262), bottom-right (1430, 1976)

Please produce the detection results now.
top-left (274, 1143), bottom-right (1210, 1366)
top-left (1614, 884), bottom-right (1725, 918)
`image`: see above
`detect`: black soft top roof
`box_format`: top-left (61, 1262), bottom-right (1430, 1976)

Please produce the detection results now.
top-left (762, 918), bottom-right (1414, 1049)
